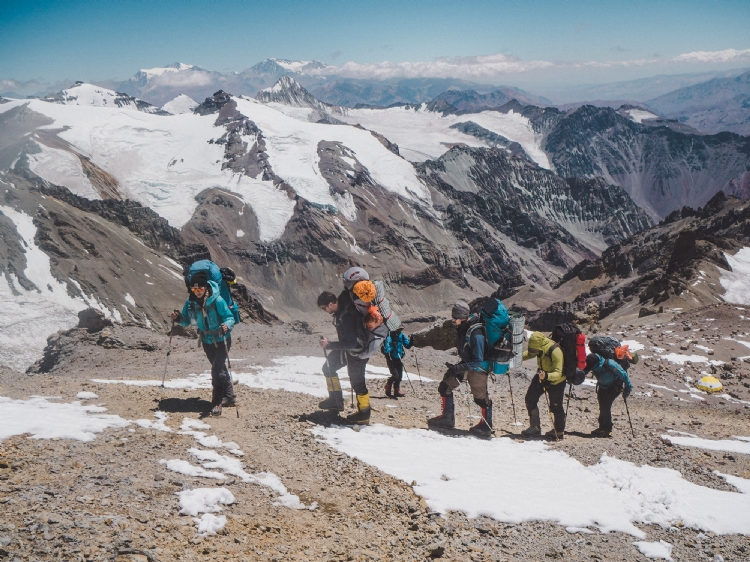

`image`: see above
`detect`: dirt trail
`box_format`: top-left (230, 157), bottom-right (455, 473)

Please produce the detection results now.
top-left (1, 305), bottom-right (750, 561)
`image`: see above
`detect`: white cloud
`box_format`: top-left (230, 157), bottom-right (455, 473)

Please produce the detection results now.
top-left (673, 47), bottom-right (750, 64)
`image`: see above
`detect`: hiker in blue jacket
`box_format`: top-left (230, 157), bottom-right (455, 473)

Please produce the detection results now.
top-left (381, 329), bottom-right (413, 398)
top-left (171, 271), bottom-right (235, 416)
top-left (583, 353), bottom-right (633, 437)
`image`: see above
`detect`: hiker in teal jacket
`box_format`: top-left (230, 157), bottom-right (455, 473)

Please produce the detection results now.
top-left (171, 272), bottom-right (235, 416)
top-left (381, 329), bottom-right (413, 398)
top-left (583, 353), bottom-right (633, 437)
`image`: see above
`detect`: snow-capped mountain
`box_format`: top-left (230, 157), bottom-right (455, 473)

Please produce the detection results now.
top-left (256, 76), bottom-right (331, 110)
top-left (161, 94), bottom-right (199, 115)
top-left (42, 82), bottom-right (168, 114)
top-left (250, 58), bottom-right (327, 76)
top-left (0, 85), bottom-right (650, 369)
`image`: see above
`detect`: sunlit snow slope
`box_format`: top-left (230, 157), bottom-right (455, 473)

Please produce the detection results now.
top-left (337, 104), bottom-right (551, 168)
top-left (1, 85), bottom-right (431, 241)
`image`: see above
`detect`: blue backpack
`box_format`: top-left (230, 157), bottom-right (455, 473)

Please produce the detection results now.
top-left (185, 260), bottom-right (241, 324)
top-left (465, 298), bottom-right (513, 365)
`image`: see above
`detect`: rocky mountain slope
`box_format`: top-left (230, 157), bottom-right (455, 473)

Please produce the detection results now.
top-left (647, 69), bottom-right (750, 135)
top-left (510, 192), bottom-right (750, 331)
top-left (0, 82), bottom-right (652, 371)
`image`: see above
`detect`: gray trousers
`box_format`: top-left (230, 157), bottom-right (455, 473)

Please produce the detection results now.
top-left (323, 350), bottom-right (369, 395)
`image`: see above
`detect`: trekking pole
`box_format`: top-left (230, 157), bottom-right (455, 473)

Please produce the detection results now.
top-left (224, 341), bottom-right (240, 419)
top-left (623, 396), bottom-right (635, 438)
top-left (413, 348), bottom-right (424, 387)
top-left (564, 384), bottom-right (573, 426)
top-left (507, 372), bottom-right (518, 425)
top-left (543, 386), bottom-right (559, 441)
top-left (403, 364), bottom-right (416, 393)
top-left (159, 319), bottom-right (176, 405)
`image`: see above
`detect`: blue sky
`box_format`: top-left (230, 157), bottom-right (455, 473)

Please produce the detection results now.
top-left (1, 0), bottom-right (749, 88)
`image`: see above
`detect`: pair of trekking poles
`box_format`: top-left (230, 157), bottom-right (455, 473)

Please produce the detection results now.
top-left (159, 317), bottom-right (240, 418)
top-left (562, 381), bottom-right (635, 438)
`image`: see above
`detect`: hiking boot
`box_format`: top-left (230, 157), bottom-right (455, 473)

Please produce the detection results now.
top-left (427, 395), bottom-right (455, 429)
top-left (210, 404), bottom-right (222, 417)
top-left (590, 427), bottom-right (612, 438)
top-left (545, 429), bottom-right (563, 440)
top-left (346, 393), bottom-right (371, 425)
top-left (384, 380), bottom-right (393, 398)
top-left (469, 403), bottom-right (492, 438)
top-left (221, 396), bottom-right (236, 407)
top-left (319, 376), bottom-right (345, 411)
top-left (393, 382), bottom-right (405, 398)
top-left (521, 408), bottom-right (541, 436)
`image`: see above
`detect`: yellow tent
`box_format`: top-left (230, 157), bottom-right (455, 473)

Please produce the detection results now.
top-left (696, 375), bottom-right (723, 394)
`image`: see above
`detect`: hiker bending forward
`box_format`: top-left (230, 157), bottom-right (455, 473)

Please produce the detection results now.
top-left (171, 272), bottom-right (235, 416)
top-left (582, 353), bottom-right (633, 437)
top-left (521, 331), bottom-right (566, 439)
top-left (428, 301), bottom-right (493, 437)
top-left (317, 291), bottom-right (385, 425)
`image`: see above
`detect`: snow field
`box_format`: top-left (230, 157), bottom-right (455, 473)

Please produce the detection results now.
top-left (92, 355), bottom-right (425, 398)
top-left (313, 424), bottom-right (750, 538)
top-left (625, 109), bottom-right (660, 124)
top-left (161, 94), bottom-right (198, 115)
top-left (0, 205), bottom-right (87, 372)
top-left (661, 432), bottom-right (750, 456)
top-left (721, 248), bottom-right (750, 306)
top-left (337, 104), bottom-right (551, 168)
top-left (26, 143), bottom-right (101, 200)
top-left (0, 396), bottom-right (129, 442)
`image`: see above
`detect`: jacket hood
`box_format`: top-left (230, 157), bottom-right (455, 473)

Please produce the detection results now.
top-left (528, 331), bottom-right (554, 353)
top-left (204, 280), bottom-right (221, 306)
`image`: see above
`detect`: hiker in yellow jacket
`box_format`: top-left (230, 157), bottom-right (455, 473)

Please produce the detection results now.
top-left (520, 331), bottom-right (566, 439)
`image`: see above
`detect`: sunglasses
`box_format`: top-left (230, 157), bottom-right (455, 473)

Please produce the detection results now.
top-left (191, 286), bottom-right (207, 293)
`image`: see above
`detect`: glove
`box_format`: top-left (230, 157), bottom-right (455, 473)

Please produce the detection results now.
top-left (220, 324), bottom-right (229, 334)
top-left (170, 310), bottom-right (182, 323)
top-left (622, 388), bottom-right (631, 399)
top-left (445, 363), bottom-right (467, 380)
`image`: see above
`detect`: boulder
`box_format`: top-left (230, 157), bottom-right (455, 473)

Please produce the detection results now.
top-left (77, 308), bottom-right (113, 333)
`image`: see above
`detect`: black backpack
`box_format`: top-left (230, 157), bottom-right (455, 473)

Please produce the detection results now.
top-left (589, 335), bottom-right (632, 371)
top-left (550, 323), bottom-right (585, 385)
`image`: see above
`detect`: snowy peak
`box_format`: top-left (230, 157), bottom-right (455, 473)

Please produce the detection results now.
top-left (135, 62), bottom-right (198, 81)
top-left (161, 94), bottom-right (199, 115)
top-left (250, 58), bottom-right (327, 76)
top-left (255, 76), bottom-right (328, 110)
top-left (43, 82), bottom-right (167, 114)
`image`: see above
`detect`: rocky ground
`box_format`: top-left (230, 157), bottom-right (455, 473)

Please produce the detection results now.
top-left (1, 304), bottom-right (750, 561)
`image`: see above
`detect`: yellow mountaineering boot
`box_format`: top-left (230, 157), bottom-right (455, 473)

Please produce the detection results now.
top-left (346, 393), bottom-right (371, 425)
top-left (319, 376), bottom-right (345, 411)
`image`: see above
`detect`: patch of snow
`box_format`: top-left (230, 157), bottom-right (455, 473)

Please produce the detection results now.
top-left (159, 459), bottom-right (226, 480)
top-left (195, 513), bottom-right (227, 535)
top-left (620, 339), bottom-right (645, 352)
top-left (135, 411), bottom-right (172, 432)
top-left (659, 353), bottom-right (708, 364)
top-left (0, 205), bottom-right (87, 371)
top-left (161, 94), bottom-right (198, 115)
top-left (633, 540), bottom-right (673, 560)
top-left (662, 434), bottom-right (750, 455)
top-left (626, 109), bottom-right (660, 123)
top-left (188, 448), bottom-right (314, 510)
top-left (124, 293), bottom-right (136, 307)
top-left (177, 487), bottom-right (235, 516)
top-left (313, 424), bottom-right (750, 537)
top-left (0, 396), bottom-right (129, 442)
top-left (720, 248), bottom-right (750, 306)
top-left (178, 417), bottom-right (243, 455)
top-left (76, 391), bottom-right (98, 399)
top-left (27, 143), bottom-right (101, 200)
top-left (236, 229), bottom-right (245, 237)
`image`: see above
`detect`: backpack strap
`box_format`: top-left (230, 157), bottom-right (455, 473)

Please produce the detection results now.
top-left (545, 343), bottom-right (559, 357)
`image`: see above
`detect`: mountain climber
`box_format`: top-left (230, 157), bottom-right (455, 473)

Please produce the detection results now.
top-left (428, 301), bottom-right (493, 437)
top-left (171, 271), bottom-right (235, 416)
top-left (521, 331), bottom-right (566, 439)
top-left (381, 329), bottom-right (413, 398)
top-left (317, 291), bottom-right (386, 424)
top-left (582, 352), bottom-right (633, 437)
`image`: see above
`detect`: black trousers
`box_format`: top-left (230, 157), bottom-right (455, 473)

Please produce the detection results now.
top-left (202, 337), bottom-right (234, 405)
top-left (323, 350), bottom-right (369, 395)
top-left (525, 374), bottom-right (566, 431)
top-left (385, 356), bottom-right (404, 384)
top-left (597, 383), bottom-right (622, 431)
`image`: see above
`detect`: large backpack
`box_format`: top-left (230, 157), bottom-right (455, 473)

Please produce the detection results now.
top-left (551, 323), bottom-right (586, 385)
top-left (589, 335), bottom-right (633, 370)
top-left (471, 298), bottom-right (514, 363)
top-left (185, 260), bottom-right (241, 324)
